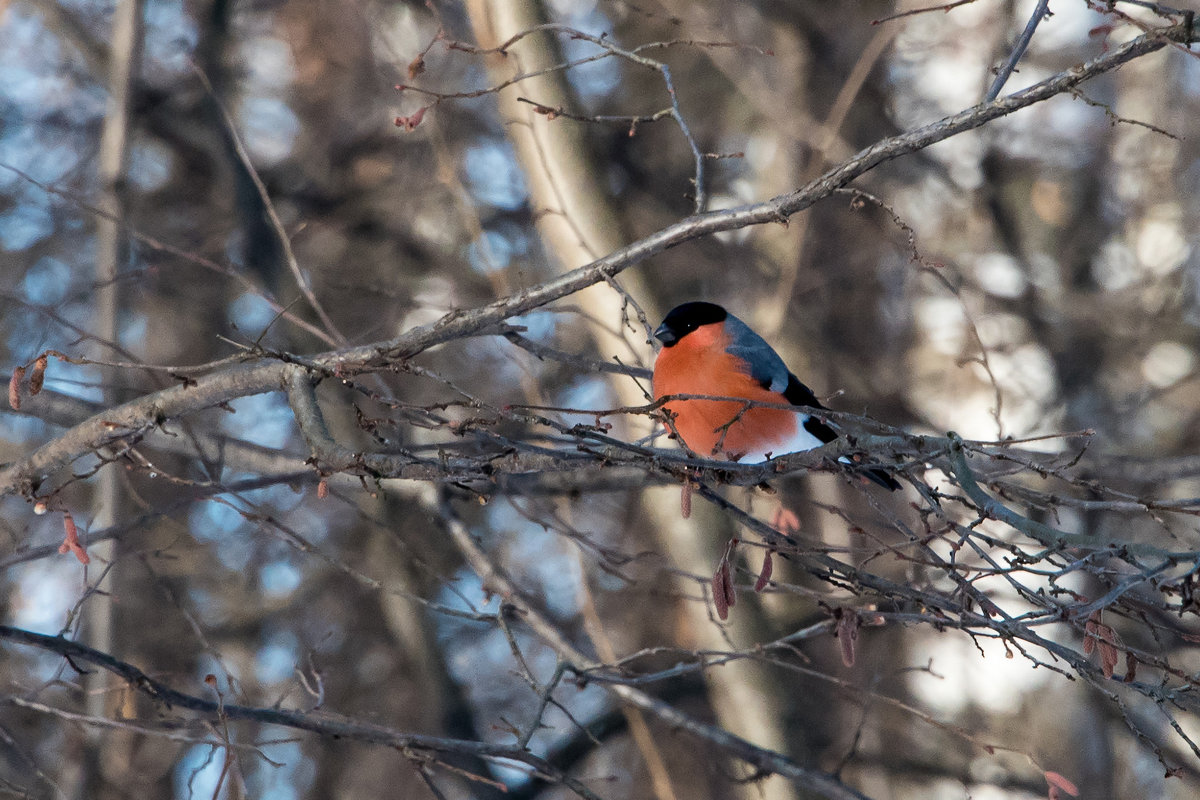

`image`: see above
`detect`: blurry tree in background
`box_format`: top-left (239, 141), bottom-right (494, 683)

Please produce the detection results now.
top-left (2, 1), bottom-right (1200, 799)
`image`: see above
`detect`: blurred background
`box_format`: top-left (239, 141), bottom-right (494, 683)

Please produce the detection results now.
top-left (2, 1), bottom-right (1200, 798)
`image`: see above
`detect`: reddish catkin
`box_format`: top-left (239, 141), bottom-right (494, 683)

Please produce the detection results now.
top-left (711, 568), bottom-right (729, 620)
top-left (1044, 770), bottom-right (1080, 798)
top-left (394, 106), bottom-right (427, 131)
top-left (711, 561), bottom-right (735, 621)
top-left (59, 512), bottom-right (90, 565)
top-left (317, 478), bottom-right (329, 499)
top-left (680, 482), bottom-right (693, 519)
top-left (8, 366), bottom-right (24, 410)
top-left (754, 550), bottom-right (774, 593)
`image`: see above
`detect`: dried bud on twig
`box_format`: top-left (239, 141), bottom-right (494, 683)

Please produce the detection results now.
top-left (407, 53), bottom-right (426, 80)
top-left (394, 106), bottom-right (427, 131)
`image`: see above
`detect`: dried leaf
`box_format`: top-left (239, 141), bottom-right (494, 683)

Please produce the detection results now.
top-left (1083, 609), bottom-right (1103, 655)
top-left (1044, 770), bottom-right (1079, 797)
top-left (754, 550), bottom-right (774, 593)
top-left (8, 366), bottom-right (23, 411)
top-left (29, 354), bottom-right (47, 395)
top-left (836, 609), bottom-right (859, 668)
top-left (1124, 652), bottom-right (1137, 683)
top-left (1098, 624), bottom-right (1119, 679)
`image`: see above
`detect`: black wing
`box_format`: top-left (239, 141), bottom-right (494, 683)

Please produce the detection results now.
top-left (783, 373), bottom-right (838, 444)
top-left (784, 374), bottom-right (900, 490)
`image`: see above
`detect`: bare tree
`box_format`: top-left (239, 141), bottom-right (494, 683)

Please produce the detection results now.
top-left (2, 2), bottom-right (1200, 799)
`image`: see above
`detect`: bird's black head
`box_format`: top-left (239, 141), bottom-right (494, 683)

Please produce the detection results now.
top-left (653, 302), bottom-right (728, 347)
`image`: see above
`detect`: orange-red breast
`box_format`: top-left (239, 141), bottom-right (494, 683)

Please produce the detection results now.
top-left (652, 301), bottom-right (899, 490)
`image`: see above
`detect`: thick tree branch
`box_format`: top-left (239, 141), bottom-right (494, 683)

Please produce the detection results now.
top-left (0, 20), bottom-right (1191, 501)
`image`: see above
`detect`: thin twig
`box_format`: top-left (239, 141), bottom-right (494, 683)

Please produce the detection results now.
top-left (985, 0), bottom-right (1052, 102)
top-left (190, 62), bottom-right (348, 346)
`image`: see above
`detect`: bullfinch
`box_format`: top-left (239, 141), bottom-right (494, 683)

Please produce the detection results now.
top-left (652, 301), bottom-right (899, 490)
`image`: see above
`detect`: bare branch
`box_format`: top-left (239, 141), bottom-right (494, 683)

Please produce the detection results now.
top-left (2, 20), bottom-right (1190, 502)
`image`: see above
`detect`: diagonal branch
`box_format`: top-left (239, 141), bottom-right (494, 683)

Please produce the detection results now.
top-left (436, 500), bottom-right (875, 800)
top-left (985, 0), bottom-right (1052, 101)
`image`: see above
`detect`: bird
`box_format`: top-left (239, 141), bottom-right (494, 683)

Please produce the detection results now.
top-left (652, 301), bottom-right (899, 490)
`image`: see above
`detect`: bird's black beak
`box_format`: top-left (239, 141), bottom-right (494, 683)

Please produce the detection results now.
top-left (653, 323), bottom-right (677, 346)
